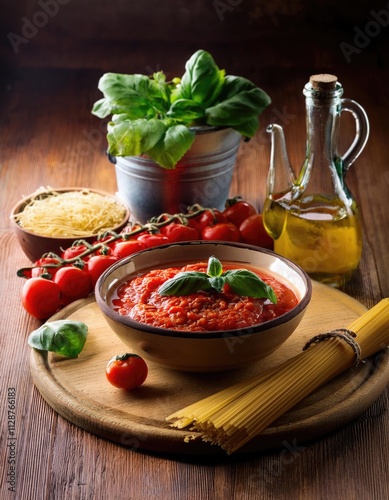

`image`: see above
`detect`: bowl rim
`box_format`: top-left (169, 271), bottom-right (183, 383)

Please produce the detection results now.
top-left (10, 186), bottom-right (130, 240)
top-left (95, 241), bottom-right (312, 340)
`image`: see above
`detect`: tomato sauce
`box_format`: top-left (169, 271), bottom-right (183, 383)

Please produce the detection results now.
top-left (112, 262), bottom-right (298, 332)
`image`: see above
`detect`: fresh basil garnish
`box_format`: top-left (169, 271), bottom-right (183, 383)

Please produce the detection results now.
top-left (28, 320), bottom-right (88, 358)
top-left (92, 50), bottom-right (271, 169)
top-left (158, 256), bottom-right (277, 303)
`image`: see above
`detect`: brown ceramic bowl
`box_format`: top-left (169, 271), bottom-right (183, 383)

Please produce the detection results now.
top-left (95, 241), bottom-right (312, 372)
top-left (10, 187), bottom-right (130, 262)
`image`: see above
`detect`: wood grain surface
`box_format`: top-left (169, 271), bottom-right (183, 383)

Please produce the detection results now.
top-left (1, 1), bottom-right (389, 499)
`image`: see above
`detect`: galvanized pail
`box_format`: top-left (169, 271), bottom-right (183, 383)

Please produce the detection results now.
top-left (112, 127), bottom-right (242, 223)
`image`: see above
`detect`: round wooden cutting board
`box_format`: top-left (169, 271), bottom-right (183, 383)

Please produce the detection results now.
top-left (30, 282), bottom-right (389, 456)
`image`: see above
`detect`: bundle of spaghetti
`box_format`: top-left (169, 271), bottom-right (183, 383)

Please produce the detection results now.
top-left (13, 188), bottom-right (126, 237)
top-left (167, 298), bottom-right (389, 454)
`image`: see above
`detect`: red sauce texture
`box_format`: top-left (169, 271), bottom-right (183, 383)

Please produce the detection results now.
top-left (112, 263), bottom-right (298, 332)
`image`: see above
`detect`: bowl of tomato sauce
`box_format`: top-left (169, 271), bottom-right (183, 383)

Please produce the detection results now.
top-left (95, 241), bottom-right (312, 372)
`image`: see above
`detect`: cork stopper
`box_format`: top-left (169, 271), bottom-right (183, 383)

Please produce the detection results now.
top-left (309, 74), bottom-right (338, 90)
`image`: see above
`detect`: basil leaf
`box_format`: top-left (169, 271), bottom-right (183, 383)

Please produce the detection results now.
top-left (158, 271), bottom-right (212, 296)
top-left (207, 256), bottom-right (223, 277)
top-left (91, 98), bottom-right (113, 119)
top-left (232, 117), bottom-right (260, 138)
top-left (93, 73), bottom-right (169, 119)
top-left (147, 124), bottom-right (195, 169)
top-left (107, 118), bottom-right (166, 157)
top-left (224, 270), bottom-right (278, 303)
top-left (175, 50), bottom-right (225, 108)
top-left (28, 320), bottom-right (88, 358)
top-left (208, 276), bottom-right (225, 293)
top-left (166, 99), bottom-right (205, 123)
top-left (205, 75), bottom-right (271, 136)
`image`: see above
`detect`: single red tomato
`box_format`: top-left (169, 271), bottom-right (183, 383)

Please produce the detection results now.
top-left (194, 209), bottom-right (227, 233)
top-left (106, 353), bottom-right (148, 391)
top-left (223, 200), bottom-right (257, 228)
top-left (21, 277), bottom-right (61, 319)
top-left (163, 223), bottom-right (199, 242)
top-left (112, 240), bottom-right (145, 259)
top-left (239, 213), bottom-right (274, 249)
top-left (31, 257), bottom-right (62, 279)
top-left (54, 266), bottom-right (93, 305)
top-left (201, 222), bottom-right (241, 242)
top-left (186, 215), bottom-right (201, 232)
top-left (137, 233), bottom-right (170, 248)
top-left (87, 255), bottom-right (119, 287)
top-left (61, 244), bottom-right (91, 261)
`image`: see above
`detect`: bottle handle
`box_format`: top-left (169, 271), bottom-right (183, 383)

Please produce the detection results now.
top-left (340, 98), bottom-right (370, 171)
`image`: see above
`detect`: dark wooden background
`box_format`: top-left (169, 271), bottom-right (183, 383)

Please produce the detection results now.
top-left (2, 0), bottom-right (388, 71)
top-left (1, 1), bottom-right (389, 499)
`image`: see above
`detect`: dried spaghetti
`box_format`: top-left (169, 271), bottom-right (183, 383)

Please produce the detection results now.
top-left (167, 298), bottom-right (389, 454)
top-left (13, 188), bottom-right (127, 237)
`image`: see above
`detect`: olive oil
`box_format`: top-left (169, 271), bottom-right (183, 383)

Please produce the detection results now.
top-left (264, 74), bottom-right (369, 287)
top-left (263, 194), bottom-right (362, 287)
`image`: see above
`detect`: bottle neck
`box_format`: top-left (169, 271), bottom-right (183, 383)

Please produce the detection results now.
top-left (298, 83), bottom-right (344, 196)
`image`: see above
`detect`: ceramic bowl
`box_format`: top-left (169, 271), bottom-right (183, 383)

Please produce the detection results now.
top-left (95, 241), bottom-right (312, 372)
top-left (10, 187), bottom-right (130, 262)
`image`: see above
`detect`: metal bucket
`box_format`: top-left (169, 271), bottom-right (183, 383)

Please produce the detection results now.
top-left (112, 127), bottom-right (242, 223)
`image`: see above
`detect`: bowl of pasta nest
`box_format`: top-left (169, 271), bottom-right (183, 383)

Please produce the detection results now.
top-left (95, 241), bottom-right (312, 372)
top-left (10, 187), bottom-right (130, 262)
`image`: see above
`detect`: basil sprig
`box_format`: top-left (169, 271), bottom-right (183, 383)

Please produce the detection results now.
top-left (158, 256), bottom-right (277, 303)
top-left (92, 49), bottom-right (271, 169)
top-left (28, 320), bottom-right (88, 358)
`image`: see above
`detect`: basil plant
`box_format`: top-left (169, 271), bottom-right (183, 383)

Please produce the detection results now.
top-left (92, 49), bottom-right (271, 169)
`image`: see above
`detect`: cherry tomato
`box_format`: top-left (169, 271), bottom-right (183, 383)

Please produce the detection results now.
top-left (54, 266), bottom-right (93, 305)
top-left (31, 257), bottom-right (62, 279)
top-left (61, 244), bottom-right (91, 261)
top-left (106, 353), bottom-right (148, 391)
top-left (92, 236), bottom-right (116, 255)
top-left (239, 213), bottom-right (274, 249)
top-left (137, 233), bottom-right (170, 248)
top-left (163, 223), bottom-right (199, 242)
top-left (194, 209), bottom-right (227, 233)
top-left (21, 277), bottom-right (61, 319)
top-left (223, 200), bottom-right (257, 228)
top-left (87, 255), bottom-right (119, 287)
top-left (112, 240), bottom-right (145, 259)
top-left (201, 222), bottom-right (241, 242)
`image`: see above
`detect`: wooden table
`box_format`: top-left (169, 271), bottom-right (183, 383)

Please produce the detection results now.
top-left (1, 2), bottom-right (389, 498)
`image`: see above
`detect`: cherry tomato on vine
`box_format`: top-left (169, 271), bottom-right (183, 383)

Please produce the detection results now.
top-left (54, 266), bottom-right (93, 305)
top-left (201, 222), bottom-right (241, 242)
top-left (61, 244), bottom-right (91, 261)
top-left (111, 240), bottom-right (145, 259)
top-left (194, 209), bottom-right (227, 233)
top-left (87, 255), bottom-right (119, 287)
top-left (91, 236), bottom-right (117, 255)
top-left (31, 257), bottom-right (62, 279)
top-left (106, 353), bottom-right (148, 391)
top-left (223, 200), bottom-right (257, 228)
top-left (21, 277), bottom-right (61, 319)
top-left (137, 233), bottom-right (170, 248)
top-left (163, 223), bottom-right (199, 242)
top-left (239, 213), bottom-right (274, 249)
